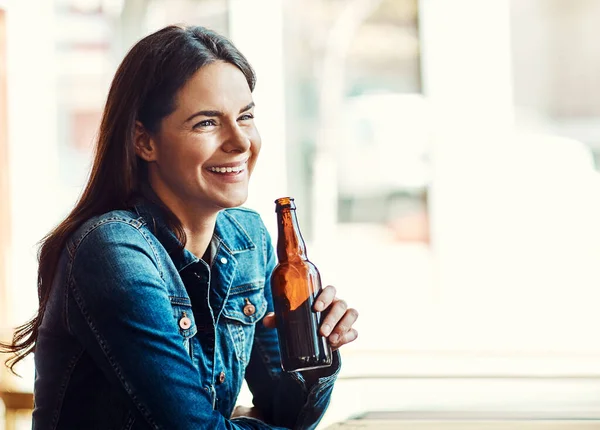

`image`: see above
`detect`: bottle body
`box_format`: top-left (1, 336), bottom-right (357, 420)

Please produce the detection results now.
top-left (271, 197), bottom-right (332, 372)
top-left (271, 259), bottom-right (332, 372)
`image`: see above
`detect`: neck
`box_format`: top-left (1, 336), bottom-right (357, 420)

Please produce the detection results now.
top-left (276, 208), bottom-right (307, 261)
top-left (149, 182), bottom-right (220, 259)
top-left (182, 217), bottom-right (217, 259)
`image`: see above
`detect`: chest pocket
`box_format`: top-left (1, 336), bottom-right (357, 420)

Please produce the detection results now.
top-left (170, 297), bottom-right (198, 358)
top-left (221, 283), bottom-right (268, 364)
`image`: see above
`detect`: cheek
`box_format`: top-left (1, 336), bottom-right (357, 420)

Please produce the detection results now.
top-left (165, 141), bottom-right (208, 166)
top-left (247, 134), bottom-right (261, 175)
top-left (161, 149), bottom-right (205, 183)
top-left (250, 129), bottom-right (262, 157)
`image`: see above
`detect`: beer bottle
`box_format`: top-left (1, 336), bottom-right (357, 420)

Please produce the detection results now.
top-left (271, 197), bottom-right (332, 372)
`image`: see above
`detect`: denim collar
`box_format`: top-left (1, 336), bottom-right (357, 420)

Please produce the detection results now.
top-left (213, 210), bottom-right (256, 255)
top-left (132, 199), bottom-right (255, 272)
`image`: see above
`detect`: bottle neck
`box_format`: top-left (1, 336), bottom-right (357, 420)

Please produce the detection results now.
top-left (276, 208), bottom-right (307, 261)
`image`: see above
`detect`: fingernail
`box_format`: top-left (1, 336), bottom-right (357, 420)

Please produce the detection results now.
top-left (315, 300), bottom-right (325, 311)
top-left (329, 333), bottom-right (339, 344)
top-left (322, 323), bottom-right (332, 336)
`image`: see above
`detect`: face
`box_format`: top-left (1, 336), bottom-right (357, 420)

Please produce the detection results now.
top-left (136, 61), bottom-right (261, 215)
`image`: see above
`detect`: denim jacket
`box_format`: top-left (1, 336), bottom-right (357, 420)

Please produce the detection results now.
top-left (33, 200), bottom-right (340, 429)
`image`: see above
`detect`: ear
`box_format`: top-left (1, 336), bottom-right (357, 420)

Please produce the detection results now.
top-left (134, 121), bottom-right (158, 162)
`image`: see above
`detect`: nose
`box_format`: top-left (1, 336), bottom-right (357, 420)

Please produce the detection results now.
top-left (222, 122), bottom-right (251, 153)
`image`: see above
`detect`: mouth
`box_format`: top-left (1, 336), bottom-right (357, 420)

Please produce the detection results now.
top-left (206, 160), bottom-right (248, 176)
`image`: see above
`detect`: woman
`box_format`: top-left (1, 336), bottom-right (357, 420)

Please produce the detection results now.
top-left (0, 25), bottom-right (358, 429)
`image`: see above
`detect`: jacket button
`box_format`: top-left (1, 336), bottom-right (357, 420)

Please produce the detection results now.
top-left (243, 298), bottom-right (256, 316)
top-left (220, 257), bottom-right (228, 264)
top-left (179, 312), bottom-right (192, 330)
top-left (218, 371), bottom-right (226, 384)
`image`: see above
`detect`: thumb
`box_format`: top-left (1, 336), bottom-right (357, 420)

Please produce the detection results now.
top-left (262, 312), bottom-right (276, 329)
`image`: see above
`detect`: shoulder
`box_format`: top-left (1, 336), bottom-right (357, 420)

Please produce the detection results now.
top-left (68, 209), bottom-right (154, 257)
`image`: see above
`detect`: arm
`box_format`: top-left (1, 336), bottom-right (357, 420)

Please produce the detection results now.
top-left (244, 225), bottom-right (341, 430)
top-left (67, 221), bottom-right (286, 430)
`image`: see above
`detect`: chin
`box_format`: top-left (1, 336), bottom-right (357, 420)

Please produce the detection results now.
top-left (218, 194), bottom-right (248, 209)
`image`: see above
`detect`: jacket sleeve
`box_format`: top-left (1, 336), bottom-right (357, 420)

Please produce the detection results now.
top-left (244, 223), bottom-right (341, 430)
top-left (67, 220), bottom-right (288, 430)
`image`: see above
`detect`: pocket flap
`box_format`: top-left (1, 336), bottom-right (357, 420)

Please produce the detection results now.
top-left (170, 297), bottom-right (198, 338)
top-left (222, 285), bottom-right (267, 325)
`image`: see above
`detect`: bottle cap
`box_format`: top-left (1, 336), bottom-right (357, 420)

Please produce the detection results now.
top-left (274, 197), bottom-right (296, 211)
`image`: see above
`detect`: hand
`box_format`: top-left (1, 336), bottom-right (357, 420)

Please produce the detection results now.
top-left (231, 405), bottom-right (264, 420)
top-left (263, 285), bottom-right (359, 351)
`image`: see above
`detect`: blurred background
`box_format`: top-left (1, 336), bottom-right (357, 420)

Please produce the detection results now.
top-left (2, 0), bottom-right (600, 428)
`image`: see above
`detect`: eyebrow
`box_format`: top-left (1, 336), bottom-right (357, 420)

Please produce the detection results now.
top-left (185, 101), bottom-right (255, 122)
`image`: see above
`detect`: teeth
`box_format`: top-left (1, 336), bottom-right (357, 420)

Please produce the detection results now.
top-left (210, 164), bottom-right (245, 173)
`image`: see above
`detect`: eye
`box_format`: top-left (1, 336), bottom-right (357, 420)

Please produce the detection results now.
top-left (194, 119), bottom-right (217, 128)
top-left (238, 113), bottom-right (254, 121)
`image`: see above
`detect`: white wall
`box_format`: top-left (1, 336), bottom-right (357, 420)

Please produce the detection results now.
top-left (421, 0), bottom-right (600, 354)
top-left (4, 0), bottom-right (59, 387)
top-left (227, 0), bottom-right (288, 236)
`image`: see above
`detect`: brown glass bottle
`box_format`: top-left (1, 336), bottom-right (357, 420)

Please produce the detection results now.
top-left (271, 197), bottom-right (332, 372)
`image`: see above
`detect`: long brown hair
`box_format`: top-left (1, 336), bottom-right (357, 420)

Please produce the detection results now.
top-left (0, 25), bottom-right (256, 372)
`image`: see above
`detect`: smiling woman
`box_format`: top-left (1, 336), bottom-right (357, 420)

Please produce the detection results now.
top-left (0, 25), bottom-right (358, 430)
top-left (133, 61), bottom-right (261, 256)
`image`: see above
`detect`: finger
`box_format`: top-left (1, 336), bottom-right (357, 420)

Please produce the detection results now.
top-left (262, 312), bottom-right (276, 329)
top-left (328, 308), bottom-right (359, 344)
top-left (331, 328), bottom-right (358, 351)
top-left (319, 299), bottom-right (347, 337)
top-left (231, 406), bottom-right (264, 420)
top-left (314, 285), bottom-right (337, 312)
top-left (231, 405), bottom-right (252, 418)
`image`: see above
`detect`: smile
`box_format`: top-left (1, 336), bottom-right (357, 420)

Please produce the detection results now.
top-left (209, 165), bottom-right (245, 173)
top-left (207, 160), bottom-right (248, 175)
